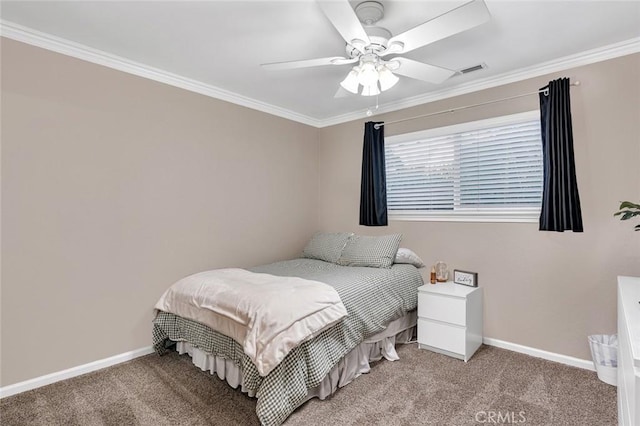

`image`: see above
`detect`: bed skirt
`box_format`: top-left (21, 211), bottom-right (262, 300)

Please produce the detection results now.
top-left (175, 310), bottom-right (416, 403)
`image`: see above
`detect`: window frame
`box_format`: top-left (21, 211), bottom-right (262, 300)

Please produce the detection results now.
top-left (385, 111), bottom-right (542, 224)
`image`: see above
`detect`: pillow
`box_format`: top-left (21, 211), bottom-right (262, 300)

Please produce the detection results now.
top-left (337, 234), bottom-right (402, 269)
top-left (394, 248), bottom-right (426, 268)
top-left (302, 232), bottom-right (354, 264)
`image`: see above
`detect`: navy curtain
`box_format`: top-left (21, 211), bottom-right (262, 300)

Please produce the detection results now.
top-left (359, 121), bottom-right (387, 226)
top-left (538, 78), bottom-right (583, 232)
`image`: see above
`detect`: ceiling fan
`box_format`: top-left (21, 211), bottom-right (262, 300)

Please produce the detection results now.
top-left (261, 0), bottom-right (491, 97)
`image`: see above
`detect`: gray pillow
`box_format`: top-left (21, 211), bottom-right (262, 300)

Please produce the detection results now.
top-left (302, 232), bottom-right (353, 264)
top-left (337, 234), bottom-right (402, 268)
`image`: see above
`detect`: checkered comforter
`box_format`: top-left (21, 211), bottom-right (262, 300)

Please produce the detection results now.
top-left (152, 258), bottom-right (423, 426)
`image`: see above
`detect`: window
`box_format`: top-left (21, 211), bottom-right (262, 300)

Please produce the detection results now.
top-left (385, 111), bottom-right (543, 222)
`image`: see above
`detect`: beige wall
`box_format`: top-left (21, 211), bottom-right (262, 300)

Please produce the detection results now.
top-left (1, 37), bottom-right (638, 389)
top-left (0, 39), bottom-right (319, 386)
top-left (318, 53), bottom-right (640, 361)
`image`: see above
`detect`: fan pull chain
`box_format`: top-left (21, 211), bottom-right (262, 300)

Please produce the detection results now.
top-left (366, 94), bottom-right (380, 117)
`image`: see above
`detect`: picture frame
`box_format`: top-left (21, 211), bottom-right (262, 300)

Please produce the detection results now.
top-left (453, 270), bottom-right (478, 287)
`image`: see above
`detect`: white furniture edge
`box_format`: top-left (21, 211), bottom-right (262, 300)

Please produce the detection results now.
top-left (618, 276), bottom-right (640, 368)
top-left (1, 19), bottom-right (638, 128)
top-left (483, 337), bottom-right (595, 371)
top-left (617, 275), bottom-right (640, 426)
top-left (0, 346), bottom-right (155, 399)
top-left (0, 337), bottom-right (596, 399)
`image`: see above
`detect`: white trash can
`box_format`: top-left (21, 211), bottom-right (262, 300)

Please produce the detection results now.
top-left (588, 334), bottom-right (617, 386)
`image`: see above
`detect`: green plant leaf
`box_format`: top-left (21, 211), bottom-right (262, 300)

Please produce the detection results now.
top-left (619, 201), bottom-right (640, 210)
top-left (615, 201), bottom-right (640, 230)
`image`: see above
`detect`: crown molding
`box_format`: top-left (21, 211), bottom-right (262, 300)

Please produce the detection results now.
top-left (320, 36), bottom-right (640, 127)
top-left (1, 19), bottom-right (638, 129)
top-left (0, 20), bottom-right (322, 128)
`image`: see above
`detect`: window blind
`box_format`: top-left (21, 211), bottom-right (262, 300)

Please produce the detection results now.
top-left (385, 117), bottom-right (543, 220)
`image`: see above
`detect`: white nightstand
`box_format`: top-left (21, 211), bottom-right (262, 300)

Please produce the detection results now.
top-left (417, 282), bottom-right (483, 362)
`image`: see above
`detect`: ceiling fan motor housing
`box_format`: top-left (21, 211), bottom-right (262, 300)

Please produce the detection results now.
top-left (345, 26), bottom-right (391, 58)
top-left (355, 1), bottom-right (384, 25)
top-left (365, 26), bottom-right (391, 52)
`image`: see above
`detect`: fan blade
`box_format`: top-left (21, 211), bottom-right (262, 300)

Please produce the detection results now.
top-left (384, 0), bottom-right (490, 55)
top-left (334, 86), bottom-right (351, 98)
top-left (392, 58), bottom-right (456, 84)
top-left (317, 0), bottom-right (370, 52)
top-left (261, 56), bottom-right (357, 71)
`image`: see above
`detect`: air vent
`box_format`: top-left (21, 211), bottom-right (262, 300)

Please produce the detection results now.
top-left (459, 63), bottom-right (487, 74)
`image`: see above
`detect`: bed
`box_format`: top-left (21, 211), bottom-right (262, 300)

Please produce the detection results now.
top-left (152, 233), bottom-right (424, 425)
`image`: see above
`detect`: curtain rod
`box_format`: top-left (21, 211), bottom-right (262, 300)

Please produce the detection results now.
top-left (373, 81), bottom-right (581, 130)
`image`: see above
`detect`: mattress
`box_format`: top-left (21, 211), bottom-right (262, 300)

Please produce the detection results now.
top-left (153, 258), bottom-right (423, 425)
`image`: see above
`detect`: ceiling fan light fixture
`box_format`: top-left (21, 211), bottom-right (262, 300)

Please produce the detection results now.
top-left (357, 61), bottom-right (379, 87)
top-left (361, 82), bottom-right (380, 97)
top-left (378, 65), bottom-right (399, 91)
top-left (340, 69), bottom-right (360, 94)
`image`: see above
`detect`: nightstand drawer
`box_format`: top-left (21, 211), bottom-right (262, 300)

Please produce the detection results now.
top-left (418, 292), bottom-right (466, 326)
top-left (418, 318), bottom-right (466, 355)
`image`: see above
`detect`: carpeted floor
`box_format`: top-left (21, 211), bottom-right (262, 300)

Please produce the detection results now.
top-left (0, 344), bottom-right (616, 426)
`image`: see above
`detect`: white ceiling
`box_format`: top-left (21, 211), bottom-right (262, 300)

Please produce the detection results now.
top-left (1, 1), bottom-right (639, 126)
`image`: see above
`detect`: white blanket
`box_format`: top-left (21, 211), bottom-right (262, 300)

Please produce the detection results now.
top-left (154, 268), bottom-right (347, 376)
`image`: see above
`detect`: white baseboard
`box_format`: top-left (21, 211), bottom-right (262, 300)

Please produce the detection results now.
top-left (483, 337), bottom-right (595, 371)
top-left (0, 339), bottom-right (596, 399)
top-left (0, 346), bottom-right (155, 399)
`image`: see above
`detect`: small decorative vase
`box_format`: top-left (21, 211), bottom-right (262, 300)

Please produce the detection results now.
top-left (435, 261), bottom-right (449, 282)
